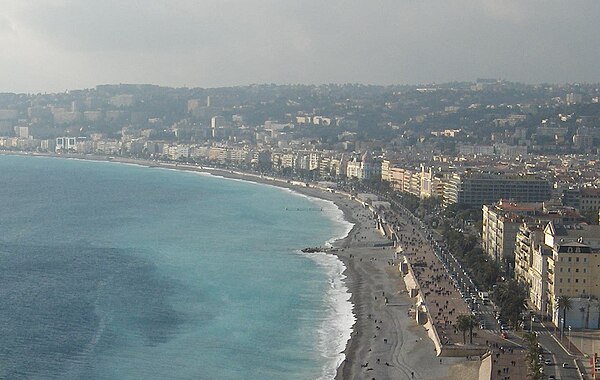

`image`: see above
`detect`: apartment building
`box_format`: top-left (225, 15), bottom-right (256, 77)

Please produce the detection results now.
top-left (562, 187), bottom-right (600, 212)
top-left (482, 201), bottom-right (542, 262)
top-left (514, 221), bottom-right (551, 315)
top-left (444, 171), bottom-right (552, 207)
top-left (345, 152), bottom-right (380, 180)
top-left (515, 220), bottom-right (600, 326)
top-left (380, 159), bottom-right (391, 182)
top-left (546, 223), bottom-right (600, 320)
top-left (515, 221), bottom-right (600, 327)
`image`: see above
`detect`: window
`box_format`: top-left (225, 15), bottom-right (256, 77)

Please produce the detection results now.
top-left (576, 279), bottom-right (579, 283)
top-left (584, 279), bottom-right (586, 283)
top-left (568, 278), bottom-right (571, 283)
top-left (560, 268), bottom-right (563, 272)
top-left (560, 278), bottom-right (563, 283)
top-left (584, 269), bottom-right (587, 273)
top-left (576, 268), bottom-right (579, 273)
top-left (568, 268), bottom-right (571, 272)
top-left (576, 257), bottom-right (580, 262)
top-left (568, 257), bottom-right (572, 262)
top-left (559, 288), bottom-right (563, 293)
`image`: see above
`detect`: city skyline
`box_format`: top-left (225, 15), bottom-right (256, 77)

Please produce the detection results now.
top-left (1, 0), bottom-right (600, 93)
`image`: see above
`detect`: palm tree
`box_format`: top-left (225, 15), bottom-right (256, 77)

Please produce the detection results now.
top-left (468, 315), bottom-right (475, 344)
top-left (457, 314), bottom-right (470, 344)
top-left (457, 314), bottom-right (474, 344)
top-left (495, 280), bottom-right (527, 328)
top-left (556, 295), bottom-right (572, 337)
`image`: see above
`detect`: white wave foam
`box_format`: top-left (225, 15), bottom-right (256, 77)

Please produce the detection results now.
top-left (296, 194), bottom-right (355, 379)
top-left (300, 250), bottom-right (355, 380)
top-left (305, 196), bottom-right (354, 247)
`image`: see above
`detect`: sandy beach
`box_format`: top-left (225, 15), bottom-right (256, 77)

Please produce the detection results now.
top-left (5, 153), bottom-right (482, 379)
top-left (288, 187), bottom-right (480, 380)
top-left (165, 162), bottom-right (482, 379)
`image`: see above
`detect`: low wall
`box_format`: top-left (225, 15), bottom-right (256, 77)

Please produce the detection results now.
top-left (401, 258), bottom-right (444, 355)
top-left (400, 256), bottom-right (488, 358)
top-left (478, 353), bottom-right (493, 380)
top-left (400, 256), bottom-right (419, 291)
top-left (423, 317), bottom-right (443, 355)
top-left (441, 345), bottom-right (489, 357)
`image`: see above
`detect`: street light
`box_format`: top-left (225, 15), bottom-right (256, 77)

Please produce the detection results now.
top-left (568, 325), bottom-right (572, 352)
top-left (559, 317), bottom-right (563, 337)
top-left (530, 315), bottom-right (534, 332)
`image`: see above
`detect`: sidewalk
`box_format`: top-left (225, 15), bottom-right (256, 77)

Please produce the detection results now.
top-left (541, 321), bottom-right (585, 357)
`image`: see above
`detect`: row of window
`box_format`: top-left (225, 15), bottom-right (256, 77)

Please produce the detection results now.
top-left (559, 256), bottom-right (587, 262)
top-left (558, 288), bottom-right (589, 294)
top-left (559, 267), bottom-right (586, 273)
top-left (559, 277), bottom-right (586, 283)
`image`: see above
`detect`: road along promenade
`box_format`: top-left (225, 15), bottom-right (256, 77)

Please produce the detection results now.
top-left (379, 201), bottom-right (530, 379)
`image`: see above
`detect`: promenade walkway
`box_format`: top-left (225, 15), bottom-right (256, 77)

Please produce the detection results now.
top-left (383, 203), bottom-right (530, 379)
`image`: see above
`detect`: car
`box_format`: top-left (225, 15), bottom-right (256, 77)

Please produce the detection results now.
top-left (501, 331), bottom-right (508, 339)
top-left (562, 362), bottom-right (569, 368)
top-left (544, 359), bottom-right (552, 365)
top-left (548, 375), bottom-right (555, 380)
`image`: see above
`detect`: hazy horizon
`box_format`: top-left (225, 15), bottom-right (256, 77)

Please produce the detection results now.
top-left (2, 1), bottom-right (599, 93)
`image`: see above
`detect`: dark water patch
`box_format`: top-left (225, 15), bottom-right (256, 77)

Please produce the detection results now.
top-left (0, 243), bottom-right (188, 379)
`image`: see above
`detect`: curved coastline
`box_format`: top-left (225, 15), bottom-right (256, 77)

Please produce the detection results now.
top-left (1, 152), bottom-right (482, 379)
top-left (2, 152), bottom-right (359, 379)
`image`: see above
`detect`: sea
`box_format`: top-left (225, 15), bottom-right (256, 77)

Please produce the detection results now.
top-left (0, 154), bottom-right (354, 380)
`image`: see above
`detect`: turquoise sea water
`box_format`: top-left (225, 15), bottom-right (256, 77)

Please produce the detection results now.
top-left (0, 155), bottom-right (353, 379)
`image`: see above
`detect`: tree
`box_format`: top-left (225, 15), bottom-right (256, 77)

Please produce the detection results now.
top-left (468, 315), bottom-right (475, 344)
top-left (494, 280), bottom-right (527, 328)
top-left (457, 314), bottom-right (475, 344)
top-left (524, 332), bottom-right (543, 380)
top-left (556, 295), bottom-right (572, 337)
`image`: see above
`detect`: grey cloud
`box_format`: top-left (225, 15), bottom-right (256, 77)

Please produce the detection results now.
top-left (1, 0), bottom-right (599, 92)
top-left (0, 14), bottom-right (15, 35)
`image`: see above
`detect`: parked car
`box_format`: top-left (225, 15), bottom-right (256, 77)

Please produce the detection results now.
top-left (544, 359), bottom-right (552, 365)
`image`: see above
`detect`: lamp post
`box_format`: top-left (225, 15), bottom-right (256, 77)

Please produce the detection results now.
top-left (559, 317), bottom-right (563, 337)
top-left (568, 325), bottom-right (572, 352)
top-left (530, 315), bottom-right (534, 332)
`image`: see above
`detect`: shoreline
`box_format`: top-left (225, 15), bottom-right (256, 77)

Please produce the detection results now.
top-left (2, 152), bottom-right (480, 379)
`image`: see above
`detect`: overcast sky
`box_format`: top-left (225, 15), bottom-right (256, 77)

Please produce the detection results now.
top-left (1, 0), bottom-right (599, 93)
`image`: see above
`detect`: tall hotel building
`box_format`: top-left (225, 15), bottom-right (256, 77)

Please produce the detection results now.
top-left (444, 171), bottom-right (551, 207)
